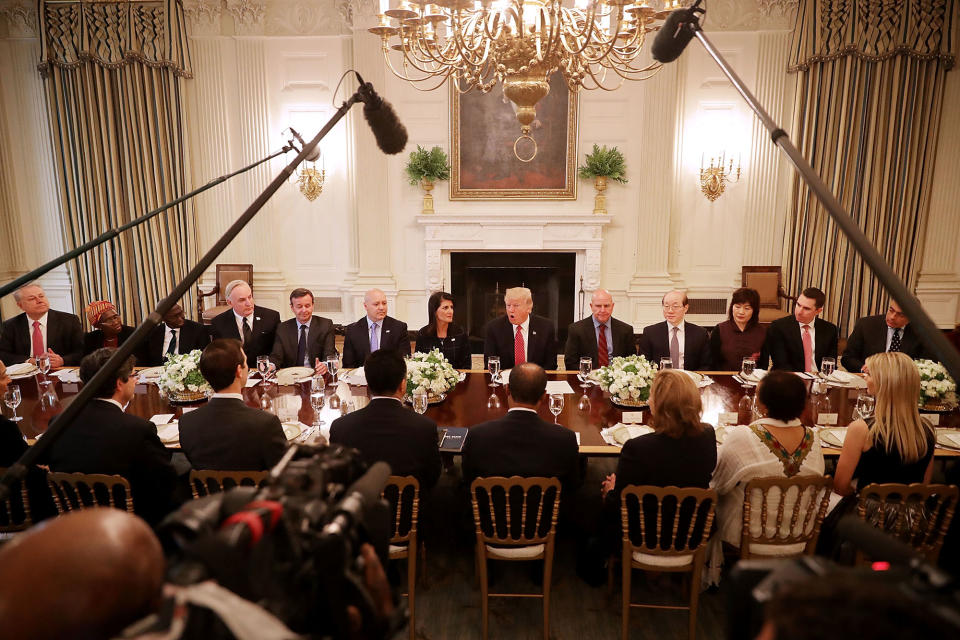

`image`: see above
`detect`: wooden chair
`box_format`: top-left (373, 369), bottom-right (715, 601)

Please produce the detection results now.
top-left (47, 472), bottom-right (134, 514)
top-left (197, 263), bottom-right (253, 324)
top-left (189, 469), bottom-right (269, 499)
top-left (383, 475), bottom-right (421, 640)
top-left (742, 266), bottom-right (796, 323)
top-left (619, 486), bottom-right (717, 640)
top-left (740, 475), bottom-right (833, 559)
top-left (470, 476), bottom-right (561, 640)
top-left (0, 467), bottom-right (32, 536)
top-left (855, 483), bottom-right (959, 564)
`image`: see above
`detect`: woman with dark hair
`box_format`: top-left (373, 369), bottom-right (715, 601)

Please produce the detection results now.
top-left (711, 287), bottom-right (766, 371)
top-left (415, 291), bottom-right (472, 369)
top-left (82, 301), bottom-right (135, 356)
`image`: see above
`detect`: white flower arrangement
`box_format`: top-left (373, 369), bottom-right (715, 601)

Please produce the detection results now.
top-left (157, 350), bottom-right (211, 398)
top-left (405, 349), bottom-right (460, 398)
top-left (915, 359), bottom-right (957, 408)
top-left (589, 354), bottom-right (657, 403)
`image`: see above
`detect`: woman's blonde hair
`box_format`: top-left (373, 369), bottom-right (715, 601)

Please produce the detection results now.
top-left (650, 369), bottom-right (703, 438)
top-left (864, 352), bottom-right (931, 462)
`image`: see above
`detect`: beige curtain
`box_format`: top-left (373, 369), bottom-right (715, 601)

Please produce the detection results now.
top-left (784, 0), bottom-right (957, 335)
top-left (38, 0), bottom-right (196, 326)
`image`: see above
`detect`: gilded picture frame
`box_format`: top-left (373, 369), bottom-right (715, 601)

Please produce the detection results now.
top-left (450, 72), bottom-right (579, 200)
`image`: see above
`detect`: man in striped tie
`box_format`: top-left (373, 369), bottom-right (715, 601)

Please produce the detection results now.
top-left (483, 286), bottom-right (557, 370)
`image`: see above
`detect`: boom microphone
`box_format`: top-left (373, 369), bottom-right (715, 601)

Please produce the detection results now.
top-left (356, 75), bottom-right (408, 155)
top-left (651, 0), bottom-right (704, 63)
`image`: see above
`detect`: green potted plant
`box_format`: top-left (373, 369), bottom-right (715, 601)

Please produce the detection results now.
top-left (405, 145), bottom-right (451, 214)
top-left (577, 144), bottom-right (627, 215)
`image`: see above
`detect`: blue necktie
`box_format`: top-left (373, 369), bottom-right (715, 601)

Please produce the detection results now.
top-left (370, 322), bottom-right (379, 352)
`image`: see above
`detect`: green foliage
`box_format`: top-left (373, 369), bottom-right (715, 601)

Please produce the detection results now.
top-left (405, 145), bottom-right (451, 185)
top-left (577, 144), bottom-right (628, 184)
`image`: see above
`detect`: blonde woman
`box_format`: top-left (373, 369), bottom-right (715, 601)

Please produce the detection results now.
top-left (834, 352), bottom-right (935, 494)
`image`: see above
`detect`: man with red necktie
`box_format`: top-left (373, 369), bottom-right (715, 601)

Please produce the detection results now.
top-left (563, 289), bottom-right (637, 369)
top-left (483, 286), bottom-right (558, 370)
top-left (0, 284), bottom-right (83, 367)
top-left (761, 286), bottom-right (839, 373)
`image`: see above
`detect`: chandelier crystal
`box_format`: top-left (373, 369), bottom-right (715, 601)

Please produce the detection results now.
top-left (370, 0), bottom-right (679, 161)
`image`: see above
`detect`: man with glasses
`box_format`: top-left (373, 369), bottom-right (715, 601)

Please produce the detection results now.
top-left (638, 290), bottom-right (712, 370)
top-left (841, 299), bottom-right (928, 372)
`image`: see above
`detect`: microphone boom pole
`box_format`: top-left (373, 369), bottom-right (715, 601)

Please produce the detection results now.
top-left (0, 89), bottom-right (364, 502)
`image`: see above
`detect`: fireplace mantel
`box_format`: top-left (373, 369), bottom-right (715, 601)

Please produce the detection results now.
top-left (415, 213), bottom-right (612, 294)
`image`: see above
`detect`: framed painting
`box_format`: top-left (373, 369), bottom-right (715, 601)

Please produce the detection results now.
top-left (450, 72), bottom-right (578, 200)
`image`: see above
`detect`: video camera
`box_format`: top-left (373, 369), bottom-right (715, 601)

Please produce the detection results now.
top-left (139, 443), bottom-right (405, 639)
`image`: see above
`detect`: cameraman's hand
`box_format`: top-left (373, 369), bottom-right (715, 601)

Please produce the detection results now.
top-left (347, 543), bottom-right (395, 639)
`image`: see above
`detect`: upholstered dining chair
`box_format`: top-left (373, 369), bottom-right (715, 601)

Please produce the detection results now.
top-left (740, 475), bottom-right (833, 559)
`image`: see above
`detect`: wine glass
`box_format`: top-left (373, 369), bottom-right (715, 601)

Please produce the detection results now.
top-left (259, 389), bottom-right (274, 414)
top-left (488, 356), bottom-right (501, 387)
top-left (578, 357), bottom-right (592, 389)
top-left (548, 393), bottom-right (564, 424)
top-left (36, 354), bottom-right (51, 380)
top-left (413, 389), bottom-right (429, 415)
top-left (486, 393), bottom-right (501, 410)
top-left (39, 380), bottom-right (59, 412)
top-left (854, 393), bottom-right (875, 421)
top-left (738, 384), bottom-right (757, 424)
top-left (577, 393), bottom-right (591, 412)
top-left (821, 357), bottom-right (836, 380)
top-left (257, 356), bottom-right (270, 383)
top-left (326, 354), bottom-right (340, 385)
top-left (310, 375), bottom-right (326, 427)
top-left (659, 357), bottom-right (673, 370)
top-left (740, 357), bottom-right (756, 381)
top-left (4, 384), bottom-right (22, 422)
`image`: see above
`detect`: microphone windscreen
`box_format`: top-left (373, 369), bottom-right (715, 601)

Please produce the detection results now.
top-left (652, 8), bottom-right (696, 63)
top-left (363, 98), bottom-right (408, 155)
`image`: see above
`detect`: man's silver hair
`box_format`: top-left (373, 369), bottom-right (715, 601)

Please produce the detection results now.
top-left (504, 287), bottom-right (533, 304)
top-left (12, 283), bottom-right (43, 303)
top-left (224, 280), bottom-right (250, 299)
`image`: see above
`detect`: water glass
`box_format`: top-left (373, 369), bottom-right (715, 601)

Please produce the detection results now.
top-left (257, 356), bottom-right (270, 382)
top-left (821, 357), bottom-right (836, 379)
top-left (740, 357), bottom-right (756, 379)
top-left (578, 357), bottom-right (592, 389)
top-left (488, 356), bottom-right (501, 387)
top-left (486, 393), bottom-right (501, 410)
top-left (326, 355), bottom-right (340, 384)
top-left (548, 393), bottom-right (564, 424)
top-left (259, 390), bottom-right (274, 414)
top-left (413, 389), bottom-right (429, 415)
top-left (36, 354), bottom-right (51, 378)
top-left (39, 380), bottom-right (59, 411)
top-left (310, 375), bottom-right (326, 427)
top-left (4, 384), bottom-right (22, 422)
top-left (660, 357), bottom-right (673, 370)
top-left (855, 393), bottom-right (876, 421)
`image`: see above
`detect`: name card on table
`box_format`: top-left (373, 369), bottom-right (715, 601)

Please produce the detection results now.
top-left (62, 383), bottom-right (79, 393)
top-left (621, 412), bottom-right (645, 424)
top-left (926, 414), bottom-right (940, 426)
top-left (150, 414), bottom-right (175, 426)
top-left (817, 413), bottom-right (838, 425)
top-left (718, 412), bottom-right (739, 426)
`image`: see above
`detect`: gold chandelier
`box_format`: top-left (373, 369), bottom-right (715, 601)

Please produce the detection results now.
top-left (370, 0), bottom-right (677, 161)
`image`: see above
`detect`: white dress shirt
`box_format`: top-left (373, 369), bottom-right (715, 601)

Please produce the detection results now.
top-left (26, 312), bottom-right (49, 354)
top-left (95, 397), bottom-right (124, 411)
top-left (508, 407), bottom-right (537, 415)
top-left (161, 323), bottom-right (181, 356)
top-left (511, 316), bottom-right (531, 362)
top-left (212, 392), bottom-right (243, 401)
top-left (668, 320), bottom-right (685, 369)
top-left (234, 311), bottom-right (253, 343)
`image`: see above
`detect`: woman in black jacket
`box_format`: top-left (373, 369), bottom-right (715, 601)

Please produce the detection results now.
top-left (414, 291), bottom-right (472, 369)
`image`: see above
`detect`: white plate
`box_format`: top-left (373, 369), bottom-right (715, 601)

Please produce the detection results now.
top-left (7, 362), bottom-right (38, 379)
top-left (157, 421), bottom-right (180, 445)
top-left (826, 370), bottom-right (868, 389)
top-left (275, 367), bottom-right (313, 385)
top-left (936, 430), bottom-right (960, 450)
top-left (282, 422), bottom-right (303, 440)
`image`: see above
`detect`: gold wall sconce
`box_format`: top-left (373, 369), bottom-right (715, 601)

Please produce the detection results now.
top-left (295, 158), bottom-right (325, 202)
top-left (699, 153), bottom-right (741, 202)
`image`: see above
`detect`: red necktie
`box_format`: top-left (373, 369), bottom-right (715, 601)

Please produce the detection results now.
top-left (514, 325), bottom-right (526, 365)
top-left (597, 323), bottom-right (609, 367)
top-left (32, 320), bottom-right (44, 358)
top-left (802, 324), bottom-right (814, 373)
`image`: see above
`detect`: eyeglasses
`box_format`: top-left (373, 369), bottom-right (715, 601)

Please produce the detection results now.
top-left (662, 304), bottom-right (685, 311)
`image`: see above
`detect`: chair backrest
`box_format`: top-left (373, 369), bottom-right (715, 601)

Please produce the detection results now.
top-left (189, 469), bottom-right (268, 499)
top-left (0, 467), bottom-right (32, 532)
top-left (620, 485), bottom-right (717, 557)
top-left (742, 266), bottom-right (786, 309)
top-left (47, 472), bottom-right (134, 514)
top-left (383, 475), bottom-right (419, 545)
top-left (856, 483), bottom-right (959, 562)
top-left (214, 264), bottom-right (254, 307)
top-left (471, 476), bottom-right (561, 546)
top-left (740, 475), bottom-right (833, 557)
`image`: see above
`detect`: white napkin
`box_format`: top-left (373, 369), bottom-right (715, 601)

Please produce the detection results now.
top-left (345, 367), bottom-right (367, 386)
top-left (52, 368), bottom-right (81, 383)
top-left (827, 370), bottom-right (868, 389)
top-left (546, 380), bottom-right (575, 395)
top-left (157, 422), bottom-right (180, 443)
top-left (941, 432), bottom-right (960, 448)
top-left (820, 428), bottom-right (847, 447)
top-left (7, 362), bottom-right (38, 378)
top-left (600, 423), bottom-right (653, 446)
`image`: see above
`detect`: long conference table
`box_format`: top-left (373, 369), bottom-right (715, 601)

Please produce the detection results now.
top-left (8, 369), bottom-right (960, 459)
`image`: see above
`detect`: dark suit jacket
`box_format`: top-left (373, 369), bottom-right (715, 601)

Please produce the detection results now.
top-left (329, 398), bottom-right (441, 490)
top-left (841, 315), bottom-right (929, 372)
top-left (138, 320), bottom-right (210, 367)
top-left (1, 415), bottom-right (56, 522)
top-left (269, 315), bottom-right (335, 368)
top-left (415, 324), bottom-right (473, 369)
top-left (564, 316), bottom-right (636, 369)
top-left (461, 409), bottom-right (581, 494)
top-left (178, 397), bottom-right (287, 471)
top-left (342, 316), bottom-right (411, 368)
top-left (0, 309), bottom-right (83, 366)
top-left (638, 321), bottom-right (712, 370)
top-left (209, 306), bottom-right (281, 367)
top-left (761, 315), bottom-right (839, 372)
top-left (0, 415), bottom-right (27, 467)
top-left (42, 400), bottom-right (179, 526)
top-left (483, 315), bottom-right (558, 370)
top-left (83, 325), bottom-right (135, 356)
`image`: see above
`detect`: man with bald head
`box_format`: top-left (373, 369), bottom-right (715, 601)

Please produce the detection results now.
top-left (483, 287), bottom-right (558, 370)
top-left (0, 283), bottom-right (83, 367)
top-left (342, 288), bottom-right (410, 368)
top-left (564, 289), bottom-right (636, 369)
top-left (208, 279), bottom-right (281, 367)
top-left (638, 289), bottom-right (712, 370)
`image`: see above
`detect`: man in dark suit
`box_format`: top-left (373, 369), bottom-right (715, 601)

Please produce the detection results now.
top-left (841, 300), bottom-right (929, 372)
top-left (179, 339), bottom-right (286, 471)
top-left (564, 289), bottom-right (635, 369)
top-left (269, 288), bottom-right (334, 375)
top-left (462, 363), bottom-right (580, 493)
top-left (638, 290), bottom-right (711, 370)
top-left (208, 280), bottom-right (280, 367)
top-left (42, 349), bottom-right (179, 526)
top-left (483, 287), bottom-right (558, 370)
top-left (329, 349), bottom-right (441, 491)
top-left (761, 287), bottom-right (839, 373)
top-left (0, 284), bottom-right (83, 367)
top-left (138, 303), bottom-right (209, 367)
top-left (341, 288), bottom-right (410, 368)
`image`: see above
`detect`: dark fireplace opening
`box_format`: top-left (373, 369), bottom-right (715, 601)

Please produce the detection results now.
top-left (450, 252), bottom-right (576, 354)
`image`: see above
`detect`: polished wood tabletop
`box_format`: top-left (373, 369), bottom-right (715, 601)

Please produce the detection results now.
top-left (7, 369), bottom-right (959, 456)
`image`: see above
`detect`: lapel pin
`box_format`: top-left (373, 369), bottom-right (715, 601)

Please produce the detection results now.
top-left (385, 329), bottom-right (391, 333)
